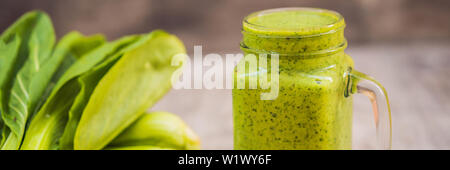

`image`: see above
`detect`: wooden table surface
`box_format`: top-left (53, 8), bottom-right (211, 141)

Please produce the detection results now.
top-left (152, 41), bottom-right (450, 150)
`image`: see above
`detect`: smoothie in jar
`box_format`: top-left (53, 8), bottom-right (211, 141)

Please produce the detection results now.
top-left (233, 8), bottom-right (354, 149)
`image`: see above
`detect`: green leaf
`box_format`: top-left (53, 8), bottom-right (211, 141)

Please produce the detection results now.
top-left (0, 36), bottom-right (21, 147)
top-left (30, 32), bottom-right (105, 119)
top-left (20, 32), bottom-right (105, 150)
top-left (57, 62), bottom-right (116, 150)
top-left (1, 11), bottom-right (56, 150)
top-left (21, 34), bottom-right (143, 150)
top-left (0, 123), bottom-right (9, 147)
top-left (1, 11), bottom-right (43, 115)
top-left (108, 112), bottom-right (200, 150)
top-left (51, 35), bottom-right (139, 95)
top-left (0, 11), bottom-right (38, 148)
top-left (0, 35), bottom-right (21, 96)
top-left (74, 30), bottom-right (186, 150)
top-left (20, 80), bottom-right (80, 150)
top-left (59, 34), bottom-right (152, 150)
top-left (0, 11), bottom-right (39, 41)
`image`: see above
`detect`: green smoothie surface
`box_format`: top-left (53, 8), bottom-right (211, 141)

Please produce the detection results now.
top-left (243, 8), bottom-right (345, 37)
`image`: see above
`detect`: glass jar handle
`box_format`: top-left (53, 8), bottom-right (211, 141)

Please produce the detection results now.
top-left (346, 69), bottom-right (392, 149)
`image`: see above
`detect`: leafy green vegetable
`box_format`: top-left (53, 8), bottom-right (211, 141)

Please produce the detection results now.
top-left (20, 80), bottom-right (79, 150)
top-left (57, 65), bottom-right (114, 150)
top-left (32, 31), bottom-right (105, 114)
top-left (74, 30), bottom-right (186, 150)
top-left (0, 36), bottom-right (21, 97)
top-left (59, 34), bottom-right (153, 150)
top-left (20, 34), bottom-right (139, 150)
top-left (108, 112), bottom-right (200, 150)
top-left (0, 11), bottom-right (39, 148)
top-left (1, 11), bottom-right (56, 150)
top-left (1, 11), bottom-right (199, 150)
top-left (49, 35), bottom-right (138, 96)
top-left (0, 36), bottom-right (21, 147)
top-left (21, 33), bottom-right (155, 150)
top-left (20, 32), bottom-right (105, 149)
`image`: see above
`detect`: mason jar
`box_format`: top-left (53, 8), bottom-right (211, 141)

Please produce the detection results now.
top-left (232, 7), bottom-right (392, 150)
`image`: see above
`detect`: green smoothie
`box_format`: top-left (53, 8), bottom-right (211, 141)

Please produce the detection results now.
top-left (233, 8), bottom-right (354, 149)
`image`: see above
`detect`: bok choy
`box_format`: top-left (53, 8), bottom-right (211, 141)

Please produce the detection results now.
top-left (0, 11), bottom-right (199, 150)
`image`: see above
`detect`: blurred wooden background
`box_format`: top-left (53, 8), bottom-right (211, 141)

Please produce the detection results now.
top-left (1, 0), bottom-right (449, 52)
top-left (1, 0), bottom-right (449, 149)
